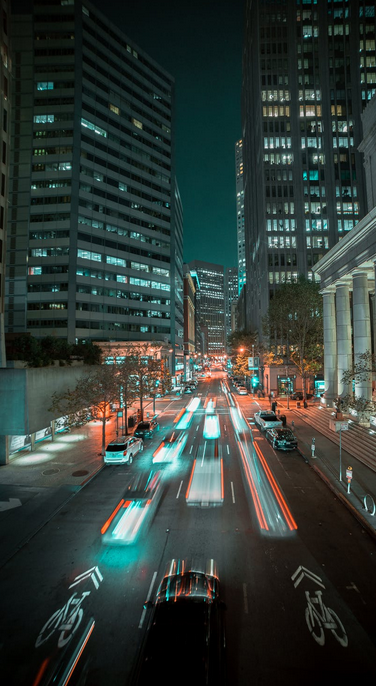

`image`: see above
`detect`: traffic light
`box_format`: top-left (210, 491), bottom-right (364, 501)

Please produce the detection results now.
top-left (251, 375), bottom-right (259, 387)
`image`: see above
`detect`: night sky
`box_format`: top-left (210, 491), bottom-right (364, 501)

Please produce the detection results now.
top-left (91, 0), bottom-right (244, 269)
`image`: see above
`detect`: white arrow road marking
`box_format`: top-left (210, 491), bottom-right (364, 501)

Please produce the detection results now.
top-left (0, 498), bottom-right (22, 512)
top-left (291, 565), bottom-right (325, 589)
top-left (69, 566), bottom-right (103, 590)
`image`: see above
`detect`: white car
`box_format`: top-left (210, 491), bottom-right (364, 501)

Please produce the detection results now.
top-left (254, 411), bottom-right (283, 431)
top-left (237, 386), bottom-right (248, 395)
top-left (104, 435), bottom-right (143, 465)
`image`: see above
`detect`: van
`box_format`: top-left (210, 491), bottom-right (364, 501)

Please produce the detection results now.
top-left (104, 435), bottom-right (143, 465)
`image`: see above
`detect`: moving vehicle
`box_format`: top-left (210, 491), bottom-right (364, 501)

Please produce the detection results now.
top-left (266, 427), bottom-right (298, 451)
top-left (101, 470), bottom-right (162, 545)
top-left (104, 435), bottom-right (143, 465)
top-left (132, 559), bottom-right (226, 685)
top-left (134, 417), bottom-right (159, 439)
top-left (237, 386), bottom-right (248, 395)
top-left (254, 410), bottom-right (283, 431)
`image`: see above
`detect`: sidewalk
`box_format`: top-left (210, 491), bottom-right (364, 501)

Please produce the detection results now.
top-left (251, 395), bottom-right (376, 541)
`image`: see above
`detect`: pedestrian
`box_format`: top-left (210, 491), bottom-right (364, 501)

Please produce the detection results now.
top-left (268, 393), bottom-right (272, 402)
top-left (291, 420), bottom-right (295, 430)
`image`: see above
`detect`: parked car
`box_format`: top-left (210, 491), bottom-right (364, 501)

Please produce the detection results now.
top-left (132, 559), bottom-right (226, 685)
top-left (104, 435), bottom-right (143, 465)
top-left (237, 386), bottom-right (248, 395)
top-left (254, 411), bottom-right (283, 431)
top-left (134, 417), bottom-right (160, 439)
top-left (266, 428), bottom-right (298, 451)
top-left (101, 470), bottom-right (162, 545)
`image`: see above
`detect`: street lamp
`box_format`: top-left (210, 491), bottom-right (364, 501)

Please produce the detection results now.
top-left (239, 346), bottom-right (257, 392)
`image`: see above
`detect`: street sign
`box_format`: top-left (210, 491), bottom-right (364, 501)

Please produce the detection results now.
top-left (346, 467), bottom-right (353, 481)
top-left (329, 419), bottom-right (349, 432)
top-left (248, 356), bottom-right (259, 370)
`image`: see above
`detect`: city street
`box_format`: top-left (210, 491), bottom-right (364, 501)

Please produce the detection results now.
top-left (1, 373), bottom-right (376, 685)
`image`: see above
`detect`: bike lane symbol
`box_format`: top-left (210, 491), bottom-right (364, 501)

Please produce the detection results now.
top-left (35, 566), bottom-right (103, 650)
top-left (291, 565), bottom-right (348, 648)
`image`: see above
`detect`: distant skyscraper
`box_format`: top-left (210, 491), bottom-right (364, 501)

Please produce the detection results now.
top-left (187, 260), bottom-right (225, 356)
top-left (224, 266), bottom-right (238, 347)
top-left (242, 0), bottom-right (375, 335)
top-left (6, 0), bottom-right (182, 355)
top-left (235, 140), bottom-right (245, 295)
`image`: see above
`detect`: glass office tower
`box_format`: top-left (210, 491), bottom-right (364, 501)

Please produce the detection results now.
top-left (187, 260), bottom-right (225, 356)
top-left (242, 0), bottom-right (375, 334)
top-left (6, 0), bottom-right (182, 350)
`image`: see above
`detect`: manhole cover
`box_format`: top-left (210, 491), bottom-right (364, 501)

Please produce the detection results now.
top-left (42, 468), bottom-right (60, 476)
top-left (72, 470), bottom-right (89, 477)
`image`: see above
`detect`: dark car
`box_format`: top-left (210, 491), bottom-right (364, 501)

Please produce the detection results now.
top-left (266, 427), bottom-right (298, 451)
top-left (291, 391), bottom-right (303, 400)
top-left (134, 417), bottom-right (159, 439)
top-left (132, 559), bottom-right (226, 686)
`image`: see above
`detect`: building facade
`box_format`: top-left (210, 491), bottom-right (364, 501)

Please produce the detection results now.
top-left (0, 0), bottom-right (11, 367)
top-left (235, 139), bottom-right (245, 295)
top-left (6, 0), bottom-right (182, 359)
top-left (242, 0), bottom-right (375, 336)
top-left (224, 266), bottom-right (238, 348)
top-left (187, 260), bottom-right (225, 356)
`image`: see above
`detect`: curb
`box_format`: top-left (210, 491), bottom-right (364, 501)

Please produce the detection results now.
top-left (309, 459), bottom-right (376, 543)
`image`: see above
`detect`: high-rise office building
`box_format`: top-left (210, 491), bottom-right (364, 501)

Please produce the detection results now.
top-left (242, 0), bottom-right (375, 335)
top-left (6, 0), bottom-right (182, 356)
top-left (224, 266), bottom-right (238, 348)
top-left (0, 0), bottom-right (11, 367)
top-left (187, 260), bottom-right (225, 356)
top-left (235, 139), bottom-right (245, 295)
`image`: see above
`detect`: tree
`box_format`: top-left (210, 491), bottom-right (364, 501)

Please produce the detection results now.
top-left (232, 353), bottom-right (251, 385)
top-left (115, 354), bottom-right (140, 435)
top-left (340, 350), bottom-right (375, 424)
top-left (50, 364), bottom-right (118, 456)
top-left (263, 276), bottom-right (323, 398)
top-left (227, 329), bottom-right (257, 357)
top-left (126, 345), bottom-right (161, 420)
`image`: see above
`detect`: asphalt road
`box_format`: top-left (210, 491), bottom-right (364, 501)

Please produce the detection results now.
top-left (1, 373), bottom-right (376, 685)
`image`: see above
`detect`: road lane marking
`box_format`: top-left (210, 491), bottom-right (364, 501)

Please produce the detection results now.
top-left (243, 583), bottom-right (249, 614)
top-left (139, 571), bottom-right (158, 628)
top-left (176, 480), bottom-right (183, 499)
top-left (231, 481), bottom-right (235, 503)
top-left (227, 445), bottom-right (230, 454)
top-left (189, 445), bottom-right (193, 454)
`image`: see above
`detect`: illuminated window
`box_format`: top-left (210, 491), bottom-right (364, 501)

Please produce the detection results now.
top-left (37, 82), bottom-right (54, 90)
top-left (132, 118), bottom-right (143, 130)
top-left (109, 104), bottom-right (120, 115)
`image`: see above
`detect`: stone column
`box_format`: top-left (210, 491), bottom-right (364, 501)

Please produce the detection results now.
top-left (336, 283), bottom-right (352, 397)
top-left (352, 271), bottom-right (372, 400)
top-left (322, 289), bottom-right (337, 407)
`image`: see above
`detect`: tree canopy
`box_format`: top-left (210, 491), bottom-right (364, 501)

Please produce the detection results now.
top-left (263, 275), bottom-right (323, 394)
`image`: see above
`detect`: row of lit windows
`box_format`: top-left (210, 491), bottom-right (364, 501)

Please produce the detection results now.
top-left (78, 215), bottom-right (170, 250)
top-left (306, 236), bottom-right (329, 249)
top-left (79, 199), bottom-right (170, 237)
top-left (263, 106), bottom-right (290, 117)
top-left (266, 202), bottom-right (295, 216)
top-left (263, 153), bottom-right (294, 165)
top-left (268, 272), bottom-right (298, 285)
top-left (26, 319), bottom-right (169, 334)
top-left (266, 219), bottom-right (296, 232)
top-left (33, 113), bottom-right (73, 123)
top-left (305, 220), bottom-right (328, 232)
top-left (267, 236), bottom-right (297, 249)
top-left (263, 137), bottom-right (292, 149)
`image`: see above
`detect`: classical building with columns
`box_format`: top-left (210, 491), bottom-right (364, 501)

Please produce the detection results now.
top-left (313, 207), bottom-right (376, 408)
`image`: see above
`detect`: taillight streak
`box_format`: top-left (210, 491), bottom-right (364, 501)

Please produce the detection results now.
top-left (237, 440), bottom-right (269, 530)
top-left (253, 441), bottom-right (297, 531)
top-left (101, 499), bottom-right (125, 535)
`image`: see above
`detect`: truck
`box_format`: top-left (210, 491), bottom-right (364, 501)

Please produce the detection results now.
top-left (254, 410), bottom-right (283, 431)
